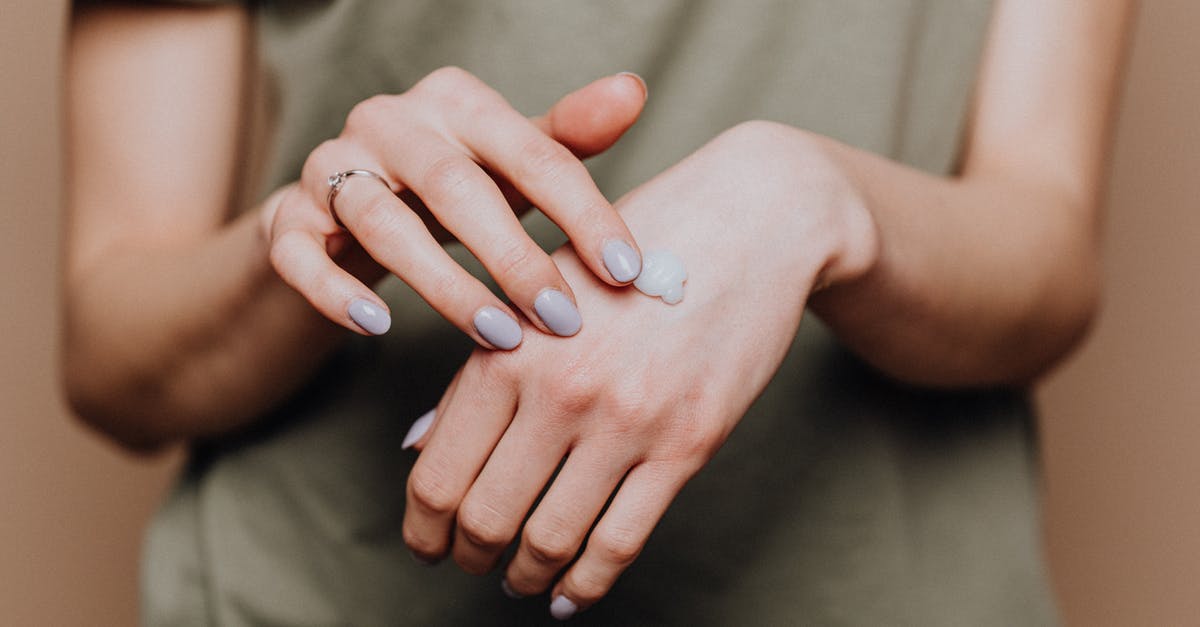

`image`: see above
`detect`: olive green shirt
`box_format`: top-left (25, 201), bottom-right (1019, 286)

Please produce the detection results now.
top-left (139, 1), bottom-right (1057, 625)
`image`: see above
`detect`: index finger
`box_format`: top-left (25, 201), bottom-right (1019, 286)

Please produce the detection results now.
top-left (457, 85), bottom-right (644, 286)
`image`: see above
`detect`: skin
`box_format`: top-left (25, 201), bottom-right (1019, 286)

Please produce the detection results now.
top-left (63, 3), bottom-right (646, 449)
top-left (63, 0), bottom-right (1134, 620)
top-left (404, 0), bottom-right (1136, 615)
top-left (272, 65), bottom-right (647, 343)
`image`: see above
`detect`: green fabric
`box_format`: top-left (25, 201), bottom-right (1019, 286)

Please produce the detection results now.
top-left (140, 1), bottom-right (1057, 625)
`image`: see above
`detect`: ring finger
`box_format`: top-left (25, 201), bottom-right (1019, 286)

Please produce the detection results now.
top-left (501, 443), bottom-right (634, 597)
top-left (303, 142), bottom-right (528, 350)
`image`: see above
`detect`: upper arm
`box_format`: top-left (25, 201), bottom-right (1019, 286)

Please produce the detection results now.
top-left (65, 2), bottom-right (250, 279)
top-left (962, 0), bottom-right (1136, 210)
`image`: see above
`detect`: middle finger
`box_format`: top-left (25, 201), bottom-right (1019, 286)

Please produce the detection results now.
top-left (374, 130), bottom-right (584, 338)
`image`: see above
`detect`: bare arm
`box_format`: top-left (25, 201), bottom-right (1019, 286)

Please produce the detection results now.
top-left (809, 0), bottom-right (1136, 386)
top-left (62, 4), bottom-right (338, 451)
top-left (393, 1), bottom-right (1138, 616)
top-left (62, 4), bottom-right (646, 451)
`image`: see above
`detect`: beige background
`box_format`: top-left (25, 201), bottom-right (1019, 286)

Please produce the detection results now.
top-left (1, 2), bottom-right (1196, 625)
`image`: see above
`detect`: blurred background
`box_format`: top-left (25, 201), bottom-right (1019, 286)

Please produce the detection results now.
top-left (2, 2), bottom-right (1197, 625)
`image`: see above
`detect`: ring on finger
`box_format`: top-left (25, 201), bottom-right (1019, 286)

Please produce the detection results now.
top-left (326, 169), bottom-right (391, 226)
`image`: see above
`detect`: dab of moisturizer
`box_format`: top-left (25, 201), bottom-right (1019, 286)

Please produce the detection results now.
top-left (633, 250), bottom-right (687, 304)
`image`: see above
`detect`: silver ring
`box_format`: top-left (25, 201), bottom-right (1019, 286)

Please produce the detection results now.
top-left (326, 169), bottom-right (390, 225)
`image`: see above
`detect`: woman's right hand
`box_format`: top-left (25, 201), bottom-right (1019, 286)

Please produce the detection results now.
top-left (266, 67), bottom-right (648, 348)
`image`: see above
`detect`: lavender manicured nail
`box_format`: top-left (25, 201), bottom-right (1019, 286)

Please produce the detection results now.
top-left (602, 240), bottom-right (642, 283)
top-left (549, 595), bottom-right (578, 620)
top-left (402, 409), bottom-right (435, 450)
top-left (348, 298), bottom-right (391, 335)
top-left (534, 290), bottom-right (582, 337)
top-left (473, 306), bottom-right (523, 350)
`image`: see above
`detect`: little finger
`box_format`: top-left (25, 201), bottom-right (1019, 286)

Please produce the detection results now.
top-left (546, 462), bottom-right (688, 620)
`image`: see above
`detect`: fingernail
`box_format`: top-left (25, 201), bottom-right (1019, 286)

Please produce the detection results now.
top-left (402, 409), bottom-right (435, 450)
top-left (602, 240), bottom-right (642, 283)
top-left (549, 595), bottom-right (578, 620)
top-left (501, 579), bottom-right (523, 599)
top-left (534, 290), bottom-right (582, 337)
top-left (473, 306), bottom-right (523, 350)
top-left (348, 298), bottom-right (391, 335)
top-left (617, 71), bottom-right (648, 101)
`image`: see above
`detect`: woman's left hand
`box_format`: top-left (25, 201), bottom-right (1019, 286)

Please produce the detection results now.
top-left (401, 121), bottom-right (879, 618)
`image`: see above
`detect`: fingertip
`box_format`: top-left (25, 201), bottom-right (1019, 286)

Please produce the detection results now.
top-left (402, 408), bottom-right (436, 450)
top-left (549, 595), bottom-right (579, 621)
top-left (348, 297), bottom-right (392, 335)
top-left (533, 289), bottom-right (582, 337)
top-left (615, 71), bottom-right (648, 102)
top-left (473, 306), bottom-right (524, 350)
top-left (602, 239), bottom-right (642, 284)
top-left (548, 74), bottom-right (646, 156)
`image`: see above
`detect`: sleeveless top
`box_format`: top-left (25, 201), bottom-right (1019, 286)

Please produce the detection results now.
top-left (140, 1), bottom-right (1057, 625)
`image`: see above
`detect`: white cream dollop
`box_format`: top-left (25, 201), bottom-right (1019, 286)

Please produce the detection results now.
top-left (633, 250), bottom-right (687, 304)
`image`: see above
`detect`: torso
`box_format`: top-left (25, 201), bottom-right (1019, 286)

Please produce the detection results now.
top-left (142, 2), bottom-right (1057, 624)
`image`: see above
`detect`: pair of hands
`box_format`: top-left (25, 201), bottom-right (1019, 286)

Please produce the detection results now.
top-left (266, 68), bottom-right (878, 618)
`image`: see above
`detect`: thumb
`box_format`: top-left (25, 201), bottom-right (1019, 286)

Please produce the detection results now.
top-left (532, 72), bottom-right (648, 157)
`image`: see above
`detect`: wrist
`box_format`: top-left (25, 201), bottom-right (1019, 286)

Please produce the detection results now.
top-left (616, 122), bottom-right (877, 298)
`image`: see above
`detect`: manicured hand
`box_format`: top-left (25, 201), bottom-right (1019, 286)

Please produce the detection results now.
top-left (401, 121), bottom-right (880, 618)
top-left (265, 67), bottom-right (647, 347)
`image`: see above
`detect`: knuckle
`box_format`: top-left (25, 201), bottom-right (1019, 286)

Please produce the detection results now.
top-left (302, 139), bottom-right (340, 180)
top-left (506, 575), bottom-right (550, 598)
top-left (682, 427), bottom-right (725, 462)
top-left (416, 67), bottom-right (496, 111)
top-left (563, 570), bottom-right (611, 605)
top-left (542, 366), bottom-right (600, 414)
top-left (658, 421), bottom-right (724, 471)
top-left (268, 231), bottom-right (324, 289)
top-left (401, 525), bottom-right (442, 558)
top-left (311, 137), bottom-right (341, 160)
top-left (456, 501), bottom-right (512, 549)
top-left (597, 390), bottom-right (655, 438)
top-left (523, 527), bottom-right (577, 565)
top-left (516, 136), bottom-right (575, 182)
top-left (421, 155), bottom-right (477, 200)
top-left (268, 230), bottom-right (301, 271)
top-left (591, 527), bottom-right (644, 567)
top-left (420, 271), bottom-right (462, 306)
top-left (344, 95), bottom-right (396, 133)
top-left (491, 239), bottom-right (540, 284)
top-left (602, 413), bottom-right (649, 444)
top-left (423, 65), bottom-right (474, 90)
top-left (351, 195), bottom-right (402, 242)
top-left (408, 469), bottom-right (457, 515)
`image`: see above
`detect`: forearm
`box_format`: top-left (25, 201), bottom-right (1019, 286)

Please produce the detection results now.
top-left (808, 135), bottom-right (1099, 386)
top-left (62, 202), bottom-right (347, 451)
